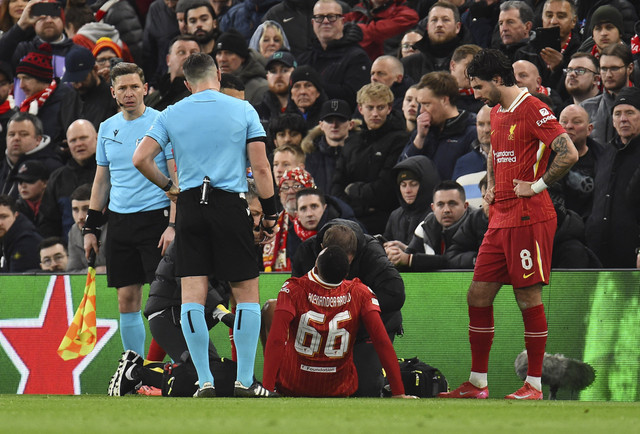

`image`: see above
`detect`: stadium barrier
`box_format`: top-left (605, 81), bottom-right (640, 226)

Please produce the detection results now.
top-left (0, 271), bottom-right (638, 400)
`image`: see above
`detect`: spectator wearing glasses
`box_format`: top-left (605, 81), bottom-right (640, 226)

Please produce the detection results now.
top-left (397, 28), bottom-right (422, 59)
top-left (39, 236), bottom-right (68, 272)
top-left (562, 52), bottom-right (601, 107)
top-left (581, 44), bottom-right (634, 147)
top-left (263, 167), bottom-right (316, 272)
top-left (297, 0), bottom-right (371, 111)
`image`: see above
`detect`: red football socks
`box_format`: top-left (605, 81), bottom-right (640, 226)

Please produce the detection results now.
top-left (468, 305), bottom-right (494, 373)
top-left (522, 304), bottom-right (548, 377)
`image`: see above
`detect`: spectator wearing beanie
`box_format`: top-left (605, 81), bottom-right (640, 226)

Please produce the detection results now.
top-left (15, 45), bottom-right (81, 148)
top-left (577, 5), bottom-right (627, 58)
top-left (285, 65), bottom-right (328, 131)
top-left (92, 38), bottom-right (124, 83)
top-left (214, 30), bottom-right (267, 106)
top-left (143, 0), bottom-right (180, 88)
top-left (579, 1), bottom-right (638, 46)
top-left (0, 0), bottom-right (74, 77)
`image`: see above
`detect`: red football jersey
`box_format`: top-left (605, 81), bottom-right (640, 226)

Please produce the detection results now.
top-left (489, 90), bottom-right (565, 228)
top-left (273, 270), bottom-right (381, 397)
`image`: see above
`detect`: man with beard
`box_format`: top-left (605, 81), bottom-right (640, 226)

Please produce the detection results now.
top-left (146, 35), bottom-right (201, 111)
top-left (564, 53), bottom-right (601, 106)
top-left (62, 46), bottom-right (117, 130)
top-left (401, 1), bottom-right (474, 83)
top-left (0, 0), bottom-right (74, 76)
top-left (185, 1), bottom-right (219, 56)
top-left (256, 51), bottom-right (297, 130)
top-left (581, 44), bottom-right (634, 147)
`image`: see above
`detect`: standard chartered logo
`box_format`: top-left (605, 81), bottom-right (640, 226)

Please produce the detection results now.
top-left (495, 150), bottom-right (516, 163)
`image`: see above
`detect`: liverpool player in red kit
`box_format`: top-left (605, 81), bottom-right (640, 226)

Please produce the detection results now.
top-left (438, 49), bottom-right (579, 400)
top-left (262, 246), bottom-right (412, 398)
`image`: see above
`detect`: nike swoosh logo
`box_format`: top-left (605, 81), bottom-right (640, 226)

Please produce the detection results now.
top-left (523, 272), bottom-right (534, 279)
top-left (459, 391), bottom-right (470, 395)
top-left (283, 17), bottom-right (294, 22)
top-left (513, 394), bottom-right (532, 399)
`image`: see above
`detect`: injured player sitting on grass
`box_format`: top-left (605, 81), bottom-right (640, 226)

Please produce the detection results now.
top-left (262, 245), bottom-right (416, 398)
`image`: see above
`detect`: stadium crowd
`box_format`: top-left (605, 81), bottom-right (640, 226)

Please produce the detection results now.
top-left (1, 0), bottom-right (640, 397)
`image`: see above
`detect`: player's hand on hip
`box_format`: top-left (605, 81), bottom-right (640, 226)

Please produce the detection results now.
top-left (393, 394), bottom-right (419, 399)
top-left (165, 186), bottom-right (180, 202)
top-left (83, 233), bottom-right (99, 259)
top-left (158, 225), bottom-right (175, 256)
top-left (513, 179), bottom-right (535, 197)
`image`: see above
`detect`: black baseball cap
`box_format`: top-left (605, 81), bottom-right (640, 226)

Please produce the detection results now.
top-left (266, 51), bottom-right (297, 70)
top-left (319, 99), bottom-right (351, 121)
top-left (13, 161), bottom-right (49, 183)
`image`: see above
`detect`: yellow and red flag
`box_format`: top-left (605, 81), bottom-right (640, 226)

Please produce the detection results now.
top-left (57, 263), bottom-right (97, 361)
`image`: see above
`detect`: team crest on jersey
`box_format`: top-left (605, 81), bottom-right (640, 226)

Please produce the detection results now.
top-left (508, 124), bottom-right (517, 140)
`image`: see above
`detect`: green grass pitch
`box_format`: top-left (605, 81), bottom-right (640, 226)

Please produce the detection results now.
top-left (1, 395), bottom-right (639, 433)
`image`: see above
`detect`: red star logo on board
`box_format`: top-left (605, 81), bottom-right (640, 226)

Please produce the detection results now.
top-left (0, 275), bottom-right (118, 394)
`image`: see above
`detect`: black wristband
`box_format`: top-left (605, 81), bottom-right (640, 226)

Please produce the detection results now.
top-left (168, 222), bottom-right (176, 228)
top-left (84, 209), bottom-right (102, 232)
top-left (259, 195), bottom-right (277, 216)
top-left (162, 178), bottom-right (173, 192)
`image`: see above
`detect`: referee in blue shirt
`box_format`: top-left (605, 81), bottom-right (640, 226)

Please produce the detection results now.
top-left (134, 53), bottom-right (278, 398)
top-left (84, 63), bottom-right (177, 359)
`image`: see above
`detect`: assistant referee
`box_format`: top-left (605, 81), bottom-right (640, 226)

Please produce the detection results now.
top-left (133, 53), bottom-right (278, 398)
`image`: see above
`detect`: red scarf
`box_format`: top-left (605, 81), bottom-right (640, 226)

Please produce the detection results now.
top-left (560, 33), bottom-right (571, 54)
top-left (458, 88), bottom-right (474, 96)
top-left (262, 212), bottom-right (291, 272)
top-left (590, 44), bottom-right (600, 59)
top-left (293, 217), bottom-right (317, 242)
top-left (536, 85), bottom-right (550, 95)
top-left (19, 79), bottom-right (57, 114)
top-left (0, 99), bottom-right (12, 115)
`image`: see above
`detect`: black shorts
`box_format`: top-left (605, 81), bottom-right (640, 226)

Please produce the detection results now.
top-left (105, 208), bottom-right (168, 288)
top-left (175, 187), bottom-right (259, 281)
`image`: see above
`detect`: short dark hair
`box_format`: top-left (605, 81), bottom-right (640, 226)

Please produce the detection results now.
top-left (39, 236), bottom-right (66, 252)
top-left (569, 52), bottom-right (599, 72)
top-left (70, 183), bottom-right (92, 202)
top-left (600, 44), bottom-right (633, 66)
top-left (478, 174), bottom-right (487, 191)
top-left (433, 180), bottom-right (466, 202)
top-left (417, 71), bottom-right (459, 105)
top-left (110, 62), bottom-right (145, 86)
top-left (545, 0), bottom-right (576, 16)
top-left (168, 34), bottom-right (199, 54)
top-left (296, 188), bottom-right (325, 206)
top-left (269, 113), bottom-right (308, 138)
top-left (0, 194), bottom-right (16, 213)
top-left (183, 52), bottom-right (217, 83)
top-left (220, 72), bottom-right (245, 91)
top-left (467, 48), bottom-right (517, 87)
top-left (322, 225), bottom-right (357, 257)
top-left (9, 112), bottom-right (43, 137)
top-left (316, 245), bottom-right (350, 284)
top-left (429, 1), bottom-right (461, 23)
top-left (184, 0), bottom-right (217, 21)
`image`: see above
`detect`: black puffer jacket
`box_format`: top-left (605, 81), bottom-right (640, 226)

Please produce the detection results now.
top-left (262, 0), bottom-right (316, 57)
top-left (332, 112), bottom-right (408, 234)
top-left (0, 25), bottom-right (74, 71)
top-left (38, 158), bottom-right (97, 239)
top-left (586, 135), bottom-right (640, 268)
top-left (384, 155), bottom-right (440, 244)
top-left (142, 0), bottom-right (180, 87)
top-left (405, 207), bottom-right (472, 271)
top-left (0, 213), bottom-right (42, 272)
top-left (297, 23), bottom-right (371, 110)
top-left (291, 218), bottom-right (405, 331)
